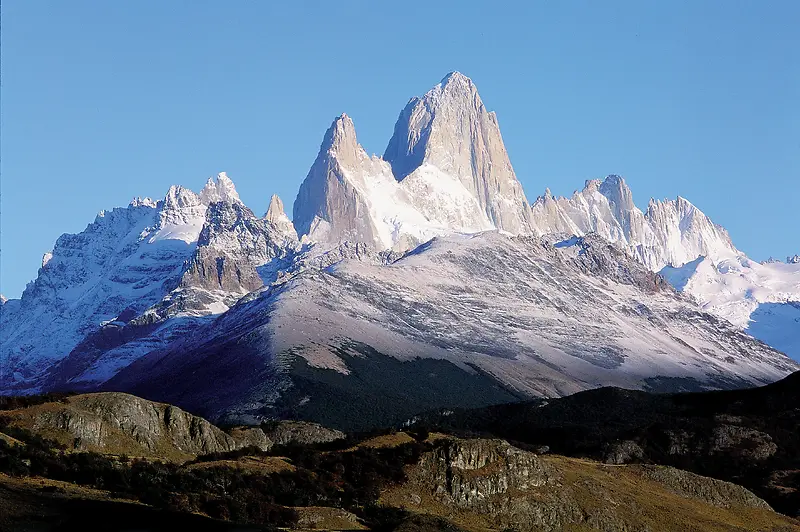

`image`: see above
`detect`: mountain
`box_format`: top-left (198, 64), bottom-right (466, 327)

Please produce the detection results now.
top-left (529, 176), bottom-right (739, 272)
top-left (383, 71), bottom-right (532, 234)
top-left (1, 71), bottom-right (797, 427)
top-left (292, 72), bottom-right (533, 251)
top-left (0, 173), bottom-right (298, 393)
top-left (104, 231), bottom-right (795, 430)
top-left (528, 175), bottom-right (800, 358)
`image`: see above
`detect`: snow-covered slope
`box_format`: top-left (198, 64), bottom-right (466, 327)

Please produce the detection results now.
top-left (1, 189), bottom-right (198, 391)
top-left (106, 232), bottom-right (797, 425)
top-left (661, 256), bottom-right (800, 358)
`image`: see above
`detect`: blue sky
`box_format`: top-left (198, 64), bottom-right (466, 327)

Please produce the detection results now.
top-left (2, 1), bottom-right (798, 298)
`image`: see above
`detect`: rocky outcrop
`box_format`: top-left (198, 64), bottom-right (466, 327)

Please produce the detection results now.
top-left (386, 438), bottom-right (782, 531)
top-left (260, 420), bottom-right (345, 446)
top-left (3, 393), bottom-right (271, 460)
top-left (417, 439), bottom-right (551, 509)
top-left (638, 466), bottom-right (771, 509)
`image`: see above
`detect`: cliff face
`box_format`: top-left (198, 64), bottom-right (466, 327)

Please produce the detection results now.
top-left (383, 438), bottom-right (781, 532)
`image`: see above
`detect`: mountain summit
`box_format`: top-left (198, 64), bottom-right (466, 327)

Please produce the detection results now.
top-left (384, 71), bottom-right (532, 233)
top-left (292, 73), bottom-right (533, 250)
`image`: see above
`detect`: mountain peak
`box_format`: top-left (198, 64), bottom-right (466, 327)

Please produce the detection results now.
top-left (439, 71), bottom-right (476, 94)
top-left (383, 73), bottom-right (531, 234)
top-left (165, 185), bottom-right (202, 210)
top-left (318, 114), bottom-right (363, 165)
top-left (265, 194), bottom-right (298, 241)
top-left (265, 194), bottom-right (287, 222)
top-left (200, 172), bottom-right (241, 205)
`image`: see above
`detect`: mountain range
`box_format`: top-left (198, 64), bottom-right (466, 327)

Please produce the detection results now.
top-left (1, 72), bottom-right (798, 427)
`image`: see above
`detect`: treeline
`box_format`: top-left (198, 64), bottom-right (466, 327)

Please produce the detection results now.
top-left (0, 420), bottom-right (433, 528)
top-left (0, 392), bottom-right (75, 411)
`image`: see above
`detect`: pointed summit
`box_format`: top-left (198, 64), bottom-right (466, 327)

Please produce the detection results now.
top-left (265, 194), bottom-right (288, 224)
top-left (598, 175), bottom-right (638, 235)
top-left (293, 115), bottom-right (386, 245)
top-left (383, 72), bottom-right (531, 234)
top-left (265, 194), bottom-right (298, 240)
top-left (200, 172), bottom-right (241, 205)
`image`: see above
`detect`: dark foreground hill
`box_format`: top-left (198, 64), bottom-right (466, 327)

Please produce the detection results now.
top-left (1, 384), bottom-right (799, 530)
top-left (415, 370), bottom-right (800, 518)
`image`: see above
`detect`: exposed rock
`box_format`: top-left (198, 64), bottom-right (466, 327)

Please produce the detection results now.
top-left (638, 465), bottom-right (771, 509)
top-left (261, 420), bottom-right (345, 446)
top-left (711, 424), bottom-right (778, 460)
top-left (3, 393), bottom-right (271, 460)
top-left (384, 71), bottom-right (532, 234)
top-left (604, 440), bottom-right (645, 464)
top-left (418, 439), bottom-right (551, 509)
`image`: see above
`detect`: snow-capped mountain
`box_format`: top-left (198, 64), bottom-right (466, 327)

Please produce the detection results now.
top-left (1, 72), bottom-right (797, 424)
top-left (528, 176), bottom-right (739, 272)
top-left (106, 232), bottom-right (795, 425)
top-left (0, 173), bottom-right (297, 392)
top-left (293, 72), bottom-right (532, 251)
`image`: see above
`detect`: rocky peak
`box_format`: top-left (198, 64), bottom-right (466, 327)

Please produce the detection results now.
top-left (164, 185), bottom-right (202, 210)
top-left (292, 114), bottom-right (385, 245)
top-left (200, 172), bottom-right (241, 205)
top-left (383, 72), bottom-right (532, 234)
top-left (265, 194), bottom-right (298, 241)
top-left (322, 113), bottom-right (364, 164)
top-left (598, 175), bottom-right (636, 215)
top-left (129, 197), bottom-right (158, 208)
top-left (787, 254), bottom-right (800, 264)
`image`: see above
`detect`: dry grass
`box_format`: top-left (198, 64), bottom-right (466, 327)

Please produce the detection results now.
top-left (185, 456), bottom-right (295, 474)
top-left (292, 506), bottom-right (367, 530)
top-left (381, 452), bottom-right (800, 532)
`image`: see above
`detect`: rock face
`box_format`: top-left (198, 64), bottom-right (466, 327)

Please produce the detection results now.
top-left (384, 437), bottom-right (780, 531)
top-left (2, 392), bottom-right (271, 460)
top-left (529, 175), bottom-right (739, 272)
top-left (259, 420), bottom-right (345, 446)
top-left (384, 71), bottom-right (532, 234)
top-left (418, 439), bottom-right (551, 508)
top-left (264, 194), bottom-right (297, 241)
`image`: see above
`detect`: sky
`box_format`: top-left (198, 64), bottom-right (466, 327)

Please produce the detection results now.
top-left (1, 1), bottom-right (798, 299)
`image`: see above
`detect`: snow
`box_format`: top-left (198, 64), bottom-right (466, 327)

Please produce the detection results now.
top-left (0, 172), bottom-right (246, 390)
top-left (660, 255), bottom-right (800, 359)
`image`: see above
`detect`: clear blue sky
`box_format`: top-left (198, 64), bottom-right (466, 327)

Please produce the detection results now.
top-left (2, 1), bottom-right (798, 298)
